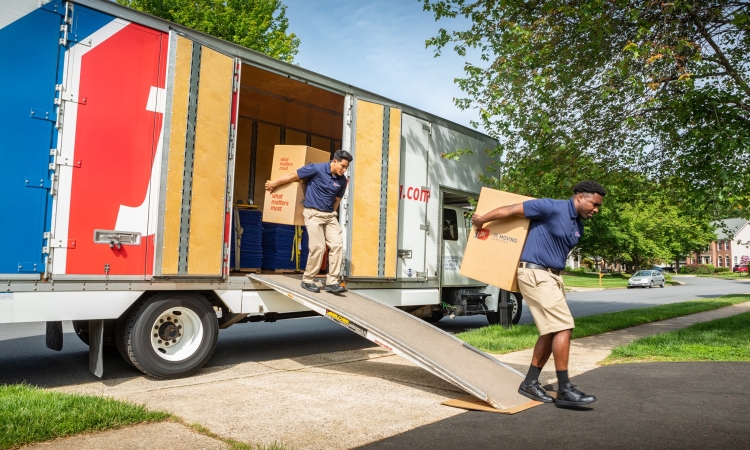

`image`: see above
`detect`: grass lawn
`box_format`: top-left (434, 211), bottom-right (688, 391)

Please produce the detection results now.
top-left (562, 272), bottom-right (680, 288)
top-left (605, 311), bottom-right (750, 364)
top-left (693, 272), bottom-right (748, 280)
top-left (0, 384), bottom-right (170, 449)
top-left (458, 294), bottom-right (750, 354)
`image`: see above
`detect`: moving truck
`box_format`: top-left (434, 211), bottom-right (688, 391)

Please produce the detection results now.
top-left (0, 0), bottom-right (523, 379)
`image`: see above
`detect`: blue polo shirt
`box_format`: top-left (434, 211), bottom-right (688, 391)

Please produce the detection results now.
top-left (519, 198), bottom-right (583, 271)
top-left (296, 162), bottom-right (347, 212)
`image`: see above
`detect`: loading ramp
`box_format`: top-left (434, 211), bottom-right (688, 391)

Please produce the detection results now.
top-left (249, 273), bottom-right (537, 412)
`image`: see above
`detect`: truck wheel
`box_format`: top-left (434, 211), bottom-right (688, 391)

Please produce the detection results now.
top-left (422, 310), bottom-right (444, 323)
top-left (72, 320), bottom-right (90, 345)
top-left (487, 292), bottom-right (523, 325)
top-left (123, 292), bottom-right (218, 379)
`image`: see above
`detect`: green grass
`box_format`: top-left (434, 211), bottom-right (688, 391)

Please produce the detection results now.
top-left (0, 384), bottom-right (170, 449)
top-left (458, 294), bottom-right (750, 354)
top-left (562, 272), bottom-right (631, 288)
top-left (694, 272), bottom-right (747, 279)
top-left (605, 311), bottom-right (750, 364)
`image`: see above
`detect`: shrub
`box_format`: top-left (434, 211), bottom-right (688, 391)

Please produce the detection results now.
top-left (715, 267), bottom-right (731, 273)
top-left (679, 264), bottom-right (713, 274)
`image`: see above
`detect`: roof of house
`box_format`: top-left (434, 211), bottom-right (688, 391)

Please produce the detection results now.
top-left (712, 218), bottom-right (749, 240)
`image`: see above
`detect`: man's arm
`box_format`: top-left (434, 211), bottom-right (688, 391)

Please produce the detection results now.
top-left (333, 196), bottom-right (342, 212)
top-left (471, 203), bottom-right (526, 230)
top-left (265, 172), bottom-right (301, 192)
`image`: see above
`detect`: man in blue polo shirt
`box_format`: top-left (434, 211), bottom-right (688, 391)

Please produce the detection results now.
top-left (471, 180), bottom-right (606, 408)
top-left (265, 150), bottom-right (352, 294)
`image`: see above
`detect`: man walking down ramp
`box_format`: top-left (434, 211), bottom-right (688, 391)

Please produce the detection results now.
top-left (265, 150), bottom-right (352, 294)
top-left (471, 180), bottom-right (606, 408)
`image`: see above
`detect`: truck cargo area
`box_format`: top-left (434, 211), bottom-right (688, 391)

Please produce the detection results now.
top-left (229, 64), bottom-right (345, 274)
top-left (249, 273), bottom-right (536, 413)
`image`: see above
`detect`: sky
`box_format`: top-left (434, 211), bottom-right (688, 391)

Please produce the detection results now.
top-left (281, 0), bottom-right (481, 130)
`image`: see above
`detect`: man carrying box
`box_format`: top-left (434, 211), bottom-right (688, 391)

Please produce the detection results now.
top-left (265, 150), bottom-right (353, 294)
top-left (471, 180), bottom-right (606, 408)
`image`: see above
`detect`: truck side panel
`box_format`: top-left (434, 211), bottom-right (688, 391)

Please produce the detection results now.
top-left (0, 4), bottom-right (62, 275)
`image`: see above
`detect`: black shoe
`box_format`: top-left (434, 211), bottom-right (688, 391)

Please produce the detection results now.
top-left (555, 384), bottom-right (597, 407)
top-left (325, 284), bottom-right (347, 294)
top-left (300, 282), bottom-right (320, 293)
top-left (518, 380), bottom-right (554, 403)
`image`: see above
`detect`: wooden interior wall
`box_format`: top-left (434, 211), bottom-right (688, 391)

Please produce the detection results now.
top-left (232, 117), bottom-right (253, 205)
top-left (252, 122), bottom-right (280, 210)
top-left (384, 109), bottom-right (402, 278)
top-left (187, 47), bottom-right (234, 275)
top-left (160, 35), bottom-right (192, 275)
top-left (285, 129), bottom-right (307, 145)
top-left (310, 135), bottom-right (331, 153)
top-left (350, 100), bottom-right (385, 277)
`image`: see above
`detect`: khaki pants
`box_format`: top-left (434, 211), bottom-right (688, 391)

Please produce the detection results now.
top-left (516, 268), bottom-right (575, 335)
top-left (302, 208), bottom-right (343, 285)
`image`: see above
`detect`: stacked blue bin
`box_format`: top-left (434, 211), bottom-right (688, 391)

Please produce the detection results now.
top-left (261, 223), bottom-right (309, 271)
top-left (230, 209), bottom-right (263, 270)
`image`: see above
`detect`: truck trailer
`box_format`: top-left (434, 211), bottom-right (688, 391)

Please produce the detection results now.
top-left (0, 0), bottom-right (531, 411)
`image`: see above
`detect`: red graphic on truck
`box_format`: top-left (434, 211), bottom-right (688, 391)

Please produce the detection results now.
top-left (399, 185), bottom-right (430, 203)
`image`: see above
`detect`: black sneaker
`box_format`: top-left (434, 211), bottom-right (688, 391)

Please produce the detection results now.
top-left (518, 380), bottom-right (554, 403)
top-left (555, 384), bottom-right (596, 407)
top-left (300, 282), bottom-right (320, 293)
top-left (325, 284), bottom-right (347, 294)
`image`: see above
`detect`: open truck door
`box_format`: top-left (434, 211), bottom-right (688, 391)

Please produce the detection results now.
top-left (343, 98), bottom-right (402, 280)
top-left (155, 33), bottom-right (240, 278)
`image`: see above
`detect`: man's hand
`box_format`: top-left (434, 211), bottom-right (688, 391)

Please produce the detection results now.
top-left (471, 213), bottom-right (486, 230)
top-left (265, 173), bottom-right (301, 193)
top-left (264, 180), bottom-right (277, 192)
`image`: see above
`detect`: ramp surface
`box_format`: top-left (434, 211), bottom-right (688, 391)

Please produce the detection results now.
top-left (249, 274), bottom-right (535, 412)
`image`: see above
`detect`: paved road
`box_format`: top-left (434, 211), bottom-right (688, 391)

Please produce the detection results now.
top-left (356, 362), bottom-right (750, 450)
top-left (1, 276), bottom-right (748, 387)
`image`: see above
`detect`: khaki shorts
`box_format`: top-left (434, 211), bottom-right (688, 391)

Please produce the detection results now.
top-left (516, 267), bottom-right (575, 335)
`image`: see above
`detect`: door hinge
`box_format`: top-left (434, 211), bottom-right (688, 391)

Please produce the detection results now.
top-left (49, 150), bottom-right (82, 170)
top-left (420, 221), bottom-right (430, 231)
top-left (18, 262), bottom-right (41, 273)
top-left (30, 108), bottom-right (56, 122)
top-left (25, 178), bottom-right (51, 189)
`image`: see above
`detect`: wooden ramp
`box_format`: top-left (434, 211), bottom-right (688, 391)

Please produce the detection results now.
top-left (249, 273), bottom-right (539, 413)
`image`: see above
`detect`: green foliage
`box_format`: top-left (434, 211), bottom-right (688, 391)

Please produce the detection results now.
top-left (421, 0), bottom-right (750, 217)
top-left (607, 311), bottom-right (750, 363)
top-left (0, 383), bottom-right (169, 449)
top-left (116, 0), bottom-right (300, 62)
top-left (459, 295), bottom-right (750, 353)
top-left (715, 267), bottom-right (731, 273)
top-left (679, 264), bottom-right (714, 274)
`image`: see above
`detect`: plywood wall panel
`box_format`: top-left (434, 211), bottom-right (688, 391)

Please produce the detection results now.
top-left (384, 109), bottom-right (402, 278)
top-left (233, 117), bottom-right (253, 204)
top-left (253, 122), bottom-right (281, 209)
top-left (160, 36), bottom-right (192, 275)
top-left (187, 47), bottom-right (234, 275)
top-left (350, 101), bottom-right (384, 277)
top-left (311, 135), bottom-right (331, 153)
top-left (285, 129), bottom-right (307, 145)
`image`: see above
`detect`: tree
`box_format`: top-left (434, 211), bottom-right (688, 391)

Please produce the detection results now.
top-left (422, 0), bottom-right (750, 217)
top-left (117, 0), bottom-right (300, 62)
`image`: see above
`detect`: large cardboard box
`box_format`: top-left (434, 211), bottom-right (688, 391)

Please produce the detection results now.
top-left (460, 187), bottom-right (534, 292)
top-left (262, 145), bottom-right (331, 225)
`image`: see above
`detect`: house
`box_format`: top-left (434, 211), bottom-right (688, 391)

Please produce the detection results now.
top-left (689, 218), bottom-right (750, 268)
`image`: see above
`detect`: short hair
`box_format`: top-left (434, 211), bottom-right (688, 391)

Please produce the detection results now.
top-left (333, 149), bottom-right (352, 162)
top-left (573, 180), bottom-right (606, 196)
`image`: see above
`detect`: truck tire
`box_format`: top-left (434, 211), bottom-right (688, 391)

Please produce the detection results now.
top-left (422, 310), bottom-right (444, 323)
top-left (487, 292), bottom-right (523, 325)
top-left (123, 292), bottom-right (218, 379)
top-left (72, 320), bottom-right (90, 345)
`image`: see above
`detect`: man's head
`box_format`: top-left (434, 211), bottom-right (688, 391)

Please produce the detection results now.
top-left (572, 180), bottom-right (606, 219)
top-left (330, 150), bottom-right (352, 176)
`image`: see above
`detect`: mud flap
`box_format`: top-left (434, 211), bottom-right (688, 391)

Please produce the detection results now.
top-left (45, 321), bottom-right (63, 351)
top-left (88, 319), bottom-right (104, 378)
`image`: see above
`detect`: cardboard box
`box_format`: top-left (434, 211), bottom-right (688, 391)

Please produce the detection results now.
top-left (262, 145), bottom-right (331, 225)
top-left (460, 187), bottom-right (534, 292)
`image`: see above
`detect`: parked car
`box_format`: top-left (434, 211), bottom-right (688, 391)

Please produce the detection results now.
top-left (628, 270), bottom-right (666, 288)
top-left (733, 265), bottom-right (749, 273)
